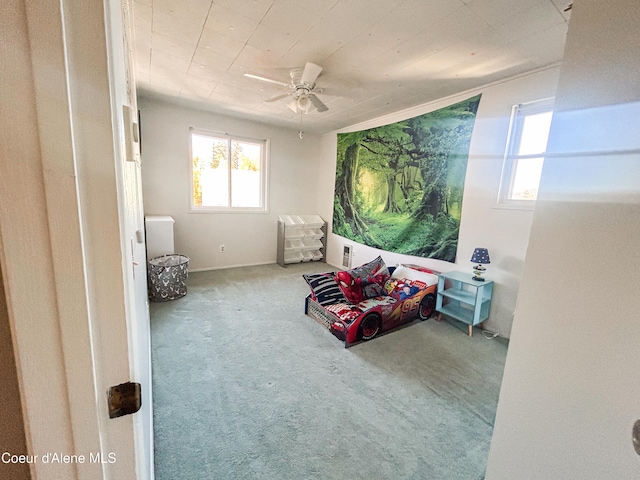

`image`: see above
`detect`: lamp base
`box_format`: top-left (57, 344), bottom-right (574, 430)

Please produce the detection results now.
top-left (472, 264), bottom-right (486, 282)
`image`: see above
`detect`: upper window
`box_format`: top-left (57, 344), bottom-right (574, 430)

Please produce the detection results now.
top-left (498, 98), bottom-right (554, 206)
top-left (190, 129), bottom-right (268, 212)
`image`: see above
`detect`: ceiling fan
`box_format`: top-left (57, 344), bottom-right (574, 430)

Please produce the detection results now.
top-left (244, 62), bottom-right (329, 114)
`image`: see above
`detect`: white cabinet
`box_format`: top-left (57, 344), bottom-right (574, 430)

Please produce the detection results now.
top-left (277, 215), bottom-right (326, 266)
top-left (145, 215), bottom-right (175, 260)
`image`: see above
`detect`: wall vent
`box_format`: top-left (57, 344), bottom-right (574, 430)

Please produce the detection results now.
top-left (342, 245), bottom-right (352, 269)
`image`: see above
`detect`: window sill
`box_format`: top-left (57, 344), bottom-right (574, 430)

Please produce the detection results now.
top-left (189, 207), bottom-right (269, 214)
top-left (493, 200), bottom-right (536, 211)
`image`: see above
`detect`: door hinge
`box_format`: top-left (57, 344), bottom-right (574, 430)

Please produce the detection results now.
top-left (108, 381), bottom-right (141, 419)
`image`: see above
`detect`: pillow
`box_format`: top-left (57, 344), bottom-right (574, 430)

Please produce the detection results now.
top-left (323, 303), bottom-right (362, 322)
top-left (390, 264), bottom-right (438, 287)
top-left (335, 256), bottom-right (390, 303)
top-left (335, 270), bottom-right (363, 304)
top-left (384, 278), bottom-right (423, 300)
top-left (357, 255), bottom-right (390, 277)
top-left (363, 282), bottom-right (386, 299)
top-left (303, 272), bottom-right (347, 306)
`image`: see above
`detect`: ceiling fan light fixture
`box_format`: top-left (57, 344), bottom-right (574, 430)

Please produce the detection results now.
top-left (296, 94), bottom-right (313, 113)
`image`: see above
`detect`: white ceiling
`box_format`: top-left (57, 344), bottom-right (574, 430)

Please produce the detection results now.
top-left (132, 0), bottom-right (571, 133)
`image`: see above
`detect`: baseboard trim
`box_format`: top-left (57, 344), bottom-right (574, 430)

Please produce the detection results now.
top-left (189, 260), bottom-right (343, 273)
top-left (189, 261), bottom-right (275, 273)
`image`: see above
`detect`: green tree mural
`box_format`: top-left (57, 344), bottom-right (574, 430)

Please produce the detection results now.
top-left (332, 95), bottom-right (481, 262)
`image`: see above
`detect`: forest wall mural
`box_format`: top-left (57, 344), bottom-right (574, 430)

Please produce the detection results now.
top-left (332, 94), bottom-right (482, 262)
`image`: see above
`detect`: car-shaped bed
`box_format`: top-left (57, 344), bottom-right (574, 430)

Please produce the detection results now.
top-left (303, 260), bottom-right (438, 347)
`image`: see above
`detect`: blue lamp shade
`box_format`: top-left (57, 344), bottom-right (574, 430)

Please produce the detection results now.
top-left (470, 248), bottom-right (490, 264)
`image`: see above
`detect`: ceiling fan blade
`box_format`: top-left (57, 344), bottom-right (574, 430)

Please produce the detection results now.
top-left (243, 72), bottom-right (289, 88)
top-left (300, 62), bottom-right (323, 86)
top-left (265, 92), bottom-right (292, 102)
top-left (308, 93), bottom-right (328, 112)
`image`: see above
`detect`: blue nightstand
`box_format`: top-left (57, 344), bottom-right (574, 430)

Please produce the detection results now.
top-left (436, 271), bottom-right (493, 336)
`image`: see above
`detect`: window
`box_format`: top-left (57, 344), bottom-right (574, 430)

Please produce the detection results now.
top-left (498, 98), bottom-right (554, 205)
top-left (190, 129), bottom-right (268, 212)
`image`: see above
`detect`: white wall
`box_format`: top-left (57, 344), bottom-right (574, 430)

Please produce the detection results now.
top-left (486, 0), bottom-right (640, 478)
top-left (140, 98), bottom-right (323, 270)
top-left (318, 66), bottom-right (561, 338)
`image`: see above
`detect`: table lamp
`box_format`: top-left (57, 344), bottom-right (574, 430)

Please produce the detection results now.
top-left (470, 248), bottom-right (490, 281)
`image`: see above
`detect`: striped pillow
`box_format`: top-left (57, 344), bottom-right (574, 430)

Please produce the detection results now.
top-left (303, 272), bottom-right (348, 306)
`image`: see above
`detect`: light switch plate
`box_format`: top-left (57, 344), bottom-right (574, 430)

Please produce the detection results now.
top-left (122, 104), bottom-right (140, 162)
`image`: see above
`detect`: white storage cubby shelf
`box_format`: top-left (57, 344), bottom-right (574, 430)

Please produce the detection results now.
top-left (277, 215), bottom-right (326, 267)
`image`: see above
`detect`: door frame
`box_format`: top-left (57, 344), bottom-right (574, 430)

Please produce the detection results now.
top-left (0, 0), bottom-right (149, 478)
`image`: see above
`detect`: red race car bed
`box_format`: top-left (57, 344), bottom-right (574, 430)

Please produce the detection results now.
top-left (303, 258), bottom-right (438, 347)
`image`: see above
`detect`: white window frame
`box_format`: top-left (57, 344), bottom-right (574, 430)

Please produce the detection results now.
top-left (497, 98), bottom-right (555, 209)
top-left (189, 128), bottom-right (269, 213)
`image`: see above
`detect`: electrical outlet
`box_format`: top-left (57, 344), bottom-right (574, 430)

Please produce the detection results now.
top-left (219, 245), bottom-right (225, 253)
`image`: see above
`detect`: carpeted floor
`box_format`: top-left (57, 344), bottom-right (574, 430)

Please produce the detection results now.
top-left (150, 262), bottom-right (508, 480)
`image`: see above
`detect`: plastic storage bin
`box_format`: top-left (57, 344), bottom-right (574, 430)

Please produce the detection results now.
top-left (285, 239), bottom-right (304, 249)
top-left (303, 228), bottom-right (323, 239)
top-left (284, 228), bottom-right (304, 239)
top-left (284, 250), bottom-right (304, 264)
top-left (302, 237), bottom-right (323, 249)
top-left (148, 254), bottom-right (190, 302)
top-left (300, 215), bottom-right (324, 228)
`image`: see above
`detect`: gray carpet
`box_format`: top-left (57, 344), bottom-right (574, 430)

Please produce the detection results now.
top-left (150, 262), bottom-right (508, 480)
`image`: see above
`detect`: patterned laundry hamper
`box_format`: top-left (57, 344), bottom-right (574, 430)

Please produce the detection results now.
top-left (148, 254), bottom-right (190, 302)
